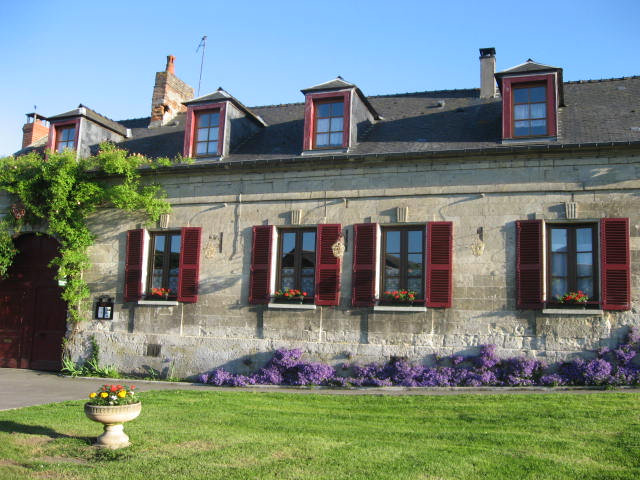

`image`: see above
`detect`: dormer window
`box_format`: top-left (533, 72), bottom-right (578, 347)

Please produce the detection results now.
top-left (513, 84), bottom-right (547, 137)
top-left (314, 100), bottom-right (344, 148)
top-left (301, 77), bottom-right (380, 153)
top-left (183, 88), bottom-right (266, 160)
top-left (194, 110), bottom-right (221, 157)
top-left (495, 60), bottom-right (563, 142)
top-left (55, 125), bottom-right (76, 152)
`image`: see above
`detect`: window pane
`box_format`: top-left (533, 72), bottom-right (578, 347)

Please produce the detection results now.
top-left (577, 253), bottom-right (593, 277)
top-left (63, 128), bottom-right (74, 141)
top-left (331, 102), bottom-right (344, 116)
top-left (282, 232), bottom-right (295, 254)
top-left (197, 128), bottom-right (209, 141)
top-left (152, 271), bottom-right (163, 289)
top-left (316, 118), bottom-right (330, 133)
top-left (551, 253), bottom-right (567, 276)
top-left (407, 254), bottom-right (423, 276)
top-left (210, 112), bottom-right (219, 126)
top-left (302, 231), bottom-right (316, 253)
top-left (551, 278), bottom-right (567, 299)
top-left (530, 103), bottom-right (546, 119)
top-left (317, 103), bottom-right (331, 117)
top-left (209, 127), bottom-right (219, 140)
top-left (386, 231), bottom-right (400, 253)
top-left (530, 120), bottom-right (547, 135)
top-left (168, 276), bottom-right (179, 293)
top-left (301, 276), bottom-right (314, 296)
top-left (513, 89), bottom-right (529, 104)
top-left (196, 142), bottom-right (207, 154)
top-left (329, 133), bottom-right (343, 146)
top-left (385, 254), bottom-right (400, 275)
top-left (384, 277), bottom-right (400, 291)
top-left (551, 229), bottom-right (567, 252)
top-left (316, 133), bottom-right (329, 147)
top-left (330, 117), bottom-right (343, 132)
top-left (407, 277), bottom-right (422, 294)
top-left (577, 278), bottom-right (593, 297)
top-left (576, 228), bottom-right (593, 251)
top-left (514, 104), bottom-right (529, 120)
top-left (281, 276), bottom-right (295, 290)
top-left (514, 121), bottom-right (529, 136)
top-left (529, 86), bottom-right (546, 102)
top-left (198, 114), bottom-right (210, 127)
top-left (408, 230), bottom-right (423, 253)
top-left (207, 141), bottom-right (218, 154)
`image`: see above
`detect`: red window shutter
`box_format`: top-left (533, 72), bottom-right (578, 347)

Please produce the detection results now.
top-left (124, 229), bottom-right (144, 302)
top-left (426, 222), bottom-right (453, 308)
top-left (601, 218), bottom-right (630, 310)
top-left (249, 225), bottom-right (274, 304)
top-left (516, 220), bottom-right (543, 309)
top-left (178, 227), bottom-right (201, 303)
top-left (315, 224), bottom-right (342, 306)
top-left (352, 223), bottom-right (377, 307)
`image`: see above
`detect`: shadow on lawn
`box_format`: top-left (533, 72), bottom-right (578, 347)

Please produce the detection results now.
top-left (0, 420), bottom-right (93, 444)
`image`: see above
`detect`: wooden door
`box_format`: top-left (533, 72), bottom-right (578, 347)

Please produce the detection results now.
top-left (0, 234), bottom-right (67, 371)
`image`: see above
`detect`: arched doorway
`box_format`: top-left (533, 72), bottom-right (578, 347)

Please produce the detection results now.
top-left (0, 234), bottom-right (67, 370)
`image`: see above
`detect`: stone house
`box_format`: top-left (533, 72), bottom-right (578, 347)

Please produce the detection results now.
top-left (4, 49), bottom-right (640, 378)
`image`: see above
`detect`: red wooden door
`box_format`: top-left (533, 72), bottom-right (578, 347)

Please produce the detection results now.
top-left (0, 234), bottom-right (67, 371)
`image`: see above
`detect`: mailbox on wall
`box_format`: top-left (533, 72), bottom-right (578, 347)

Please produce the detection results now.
top-left (95, 296), bottom-right (114, 320)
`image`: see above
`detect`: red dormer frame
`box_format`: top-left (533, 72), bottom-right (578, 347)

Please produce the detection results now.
top-left (46, 118), bottom-right (80, 153)
top-left (501, 73), bottom-right (557, 139)
top-left (303, 90), bottom-right (351, 151)
top-left (183, 102), bottom-right (227, 158)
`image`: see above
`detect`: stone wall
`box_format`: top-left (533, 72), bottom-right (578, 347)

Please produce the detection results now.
top-left (69, 148), bottom-right (640, 378)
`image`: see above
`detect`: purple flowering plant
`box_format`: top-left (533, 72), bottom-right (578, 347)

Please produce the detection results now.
top-left (198, 327), bottom-right (640, 389)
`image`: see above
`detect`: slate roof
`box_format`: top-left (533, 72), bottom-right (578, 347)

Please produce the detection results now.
top-left (49, 104), bottom-right (128, 137)
top-left (14, 76), bottom-right (640, 161)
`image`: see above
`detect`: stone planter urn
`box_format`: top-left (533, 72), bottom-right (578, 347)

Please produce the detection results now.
top-left (84, 402), bottom-right (141, 449)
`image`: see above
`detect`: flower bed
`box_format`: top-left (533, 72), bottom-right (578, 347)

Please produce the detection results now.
top-left (198, 327), bottom-right (640, 388)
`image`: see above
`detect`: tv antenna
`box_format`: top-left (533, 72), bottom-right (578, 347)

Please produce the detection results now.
top-left (196, 35), bottom-right (207, 97)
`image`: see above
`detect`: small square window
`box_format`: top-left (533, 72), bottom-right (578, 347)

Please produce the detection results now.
top-left (55, 125), bottom-right (76, 152)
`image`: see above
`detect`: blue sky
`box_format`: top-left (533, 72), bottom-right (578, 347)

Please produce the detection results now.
top-left (1, 0), bottom-right (638, 156)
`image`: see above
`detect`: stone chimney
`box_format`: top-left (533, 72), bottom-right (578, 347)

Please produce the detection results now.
top-left (149, 55), bottom-right (194, 128)
top-left (22, 113), bottom-right (49, 149)
top-left (479, 47), bottom-right (497, 99)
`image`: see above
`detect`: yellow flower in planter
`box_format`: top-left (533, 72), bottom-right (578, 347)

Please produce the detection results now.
top-left (100, 392), bottom-right (109, 398)
top-left (117, 390), bottom-right (127, 398)
top-left (89, 392), bottom-right (97, 399)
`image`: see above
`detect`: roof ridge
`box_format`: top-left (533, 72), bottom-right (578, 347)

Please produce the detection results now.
top-left (564, 75), bottom-right (640, 84)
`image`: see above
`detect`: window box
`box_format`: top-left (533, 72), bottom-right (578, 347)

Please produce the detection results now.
top-left (541, 308), bottom-right (604, 316)
top-left (267, 302), bottom-right (317, 311)
top-left (373, 305), bottom-right (427, 313)
top-left (137, 300), bottom-right (180, 307)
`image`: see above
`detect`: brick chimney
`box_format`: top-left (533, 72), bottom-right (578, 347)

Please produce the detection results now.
top-left (149, 55), bottom-right (194, 128)
top-left (22, 113), bottom-right (49, 149)
top-left (479, 47), bottom-right (497, 99)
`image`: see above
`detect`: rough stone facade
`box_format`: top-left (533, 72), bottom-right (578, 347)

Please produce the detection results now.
top-left (68, 146), bottom-right (640, 379)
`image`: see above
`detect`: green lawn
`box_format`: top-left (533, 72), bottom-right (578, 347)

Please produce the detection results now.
top-left (0, 390), bottom-right (639, 479)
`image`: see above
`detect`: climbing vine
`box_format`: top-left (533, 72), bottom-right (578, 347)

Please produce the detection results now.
top-left (0, 143), bottom-right (184, 322)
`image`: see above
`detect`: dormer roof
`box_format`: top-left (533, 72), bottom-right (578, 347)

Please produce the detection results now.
top-left (301, 77), bottom-right (381, 121)
top-left (495, 59), bottom-right (565, 106)
top-left (183, 88), bottom-right (267, 127)
top-left (48, 104), bottom-right (129, 137)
